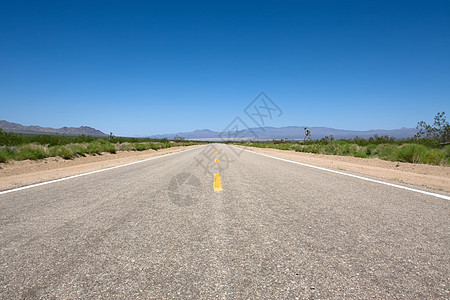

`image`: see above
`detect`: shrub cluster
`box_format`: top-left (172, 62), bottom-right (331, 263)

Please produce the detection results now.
top-left (0, 130), bottom-right (205, 163)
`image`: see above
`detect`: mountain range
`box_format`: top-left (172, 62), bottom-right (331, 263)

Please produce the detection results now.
top-left (149, 126), bottom-right (418, 140)
top-left (0, 120), bottom-right (418, 140)
top-left (0, 120), bottom-right (108, 137)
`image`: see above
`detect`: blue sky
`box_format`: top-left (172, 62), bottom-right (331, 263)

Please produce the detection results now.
top-left (1, 0), bottom-right (449, 136)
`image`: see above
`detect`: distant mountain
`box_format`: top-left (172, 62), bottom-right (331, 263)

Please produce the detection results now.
top-left (149, 126), bottom-right (418, 141)
top-left (151, 129), bottom-right (220, 140)
top-left (0, 120), bottom-right (418, 140)
top-left (0, 120), bottom-right (107, 137)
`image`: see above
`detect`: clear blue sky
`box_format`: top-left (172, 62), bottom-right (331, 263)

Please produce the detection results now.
top-left (1, 0), bottom-right (449, 136)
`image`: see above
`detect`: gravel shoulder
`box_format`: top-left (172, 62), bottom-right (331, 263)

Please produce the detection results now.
top-left (0, 145), bottom-right (202, 191)
top-left (236, 145), bottom-right (450, 193)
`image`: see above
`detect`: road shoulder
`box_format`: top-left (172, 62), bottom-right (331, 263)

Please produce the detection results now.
top-left (0, 145), bottom-right (202, 191)
top-left (235, 145), bottom-right (450, 193)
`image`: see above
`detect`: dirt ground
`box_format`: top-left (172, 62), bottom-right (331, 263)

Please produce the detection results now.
top-left (237, 146), bottom-right (450, 194)
top-left (0, 145), bottom-right (201, 191)
top-left (1, 144), bottom-right (449, 194)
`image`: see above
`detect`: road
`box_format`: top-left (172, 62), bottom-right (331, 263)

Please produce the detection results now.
top-left (0, 144), bottom-right (448, 299)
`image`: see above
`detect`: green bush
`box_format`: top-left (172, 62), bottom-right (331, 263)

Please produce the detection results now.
top-left (14, 145), bottom-right (48, 161)
top-left (422, 149), bottom-right (445, 165)
top-left (85, 141), bottom-right (116, 154)
top-left (49, 145), bottom-right (75, 159)
top-left (133, 143), bottom-right (148, 151)
top-left (392, 144), bottom-right (427, 163)
top-left (324, 143), bottom-right (338, 155)
top-left (303, 144), bottom-right (324, 154)
top-left (100, 142), bottom-right (116, 154)
top-left (161, 141), bottom-right (171, 149)
top-left (276, 143), bottom-right (292, 150)
top-left (354, 148), bottom-right (368, 158)
top-left (377, 144), bottom-right (396, 160)
top-left (148, 143), bottom-right (161, 150)
top-left (444, 145), bottom-right (450, 165)
top-left (0, 149), bottom-right (9, 163)
top-left (70, 144), bottom-right (87, 156)
top-left (365, 144), bottom-right (378, 156)
top-left (131, 142), bottom-right (166, 151)
top-left (336, 144), bottom-right (357, 156)
top-left (444, 145), bottom-right (450, 159)
top-left (86, 142), bottom-right (102, 155)
top-left (118, 143), bottom-right (134, 151)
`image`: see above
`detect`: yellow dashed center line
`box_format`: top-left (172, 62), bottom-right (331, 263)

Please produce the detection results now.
top-left (214, 173), bottom-right (223, 192)
top-left (214, 148), bottom-right (223, 191)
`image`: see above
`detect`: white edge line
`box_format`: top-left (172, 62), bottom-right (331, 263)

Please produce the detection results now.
top-left (0, 145), bottom-right (206, 195)
top-left (232, 146), bottom-right (450, 201)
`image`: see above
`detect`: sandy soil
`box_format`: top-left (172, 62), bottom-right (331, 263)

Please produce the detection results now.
top-left (0, 145), bottom-right (201, 191)
top-left (237, 146), bottom-right (450, 193)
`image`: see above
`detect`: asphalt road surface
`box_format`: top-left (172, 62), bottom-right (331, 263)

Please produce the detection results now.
top-left (0, 144), bottom-right (448, 299)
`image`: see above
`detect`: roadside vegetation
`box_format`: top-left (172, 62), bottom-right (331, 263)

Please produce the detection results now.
top-left (231, 112), bottom-right (450, 166)
top-left (0, 131), bottom-right (204, 163)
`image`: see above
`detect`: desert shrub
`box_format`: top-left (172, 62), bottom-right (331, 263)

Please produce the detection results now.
top-left (354, 147), bottom-right (368, 158)
top-left (392, 144), bottom-right (427, 163)
top-left (260, 143), bottom-right (275, 148)
top-left (14, 144), bottom-right (48, 161)
top-left (0, 149), bottom-right (9, 163)
top-left (336, 143), bottom-right (357, 156)
top-left (421, 149), bottom-right (445, 165)
top-left (276, 143), bottom-right (292, 150)
top-left (444, 145), bottom-right (450, 165)
top-left (293, 145), bottom-right (303, 152)
top-left (100, 141), bottom-right (116, 154)
top-left (132, 143), bottom-right (148, 151)
top-left (334, 140), bottom-right (349, 146)
top-left (303, 144), bottom-right (324, 154)
top-left (49, 145), bottom-right (75, 159)
top-left (131, 142), bottom-right (165, 151)
top-left (161, 140), bottom-right (171, 148)
top-left (377, 144), bottom-right (396, 160)
top-left (444, 145), bottom-right (450, 158)
top-left (86, 142), bottom-right (102, 155)
top-left (118, 143), bottom-right (134, 151)
top-left (365, 144), bottom-right (378, 156)
top-left (324, 142), bottom-right (338, 155)
top-left (70, 144), bottom-right (87, 156)
top-left (148, 143), bottom-right (161, 150)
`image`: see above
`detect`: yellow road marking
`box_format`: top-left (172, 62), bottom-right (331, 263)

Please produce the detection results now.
top-left (214, 173), bottom-right (223, 192)
top-left (215, 159), bottom-right (219, 163)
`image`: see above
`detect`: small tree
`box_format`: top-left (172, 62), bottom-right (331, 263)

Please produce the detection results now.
top-left (415, 112), bottom-right (450, 143)
top-left (109, 132), bottom-right (117, 143)
top-left (304, 127), bottom-right (312, 141)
